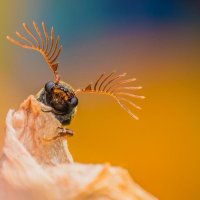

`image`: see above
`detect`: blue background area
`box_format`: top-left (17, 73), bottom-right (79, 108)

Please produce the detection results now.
top-left (29, 0), bottom-right (200, 46)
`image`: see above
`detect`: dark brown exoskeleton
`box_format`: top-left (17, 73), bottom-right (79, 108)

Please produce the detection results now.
top-left (36, 81), bottom-right (78, 137)
top-left (7, 21), bottom-right (145, 140)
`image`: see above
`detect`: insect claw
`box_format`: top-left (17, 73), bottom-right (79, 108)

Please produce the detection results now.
top-left (57, 127), bottom-right (74, 137)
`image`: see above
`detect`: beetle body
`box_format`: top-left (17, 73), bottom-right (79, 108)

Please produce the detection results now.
top-left (36, 81), bottom-right (78, 127)
top-left (7, 21), bottom-right (144, 140)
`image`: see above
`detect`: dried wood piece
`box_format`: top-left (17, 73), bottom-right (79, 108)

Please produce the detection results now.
top-left (9, 95), bottom-right (73, 165)
top-left (0, 96), bottom-right (157, 200)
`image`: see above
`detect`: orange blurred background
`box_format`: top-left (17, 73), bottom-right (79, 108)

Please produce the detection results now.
top-left (0, 1), bottom-right (200, 199)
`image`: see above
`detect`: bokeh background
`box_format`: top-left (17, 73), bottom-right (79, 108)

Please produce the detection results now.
top-left (0, 1), bottom-right (200, 199)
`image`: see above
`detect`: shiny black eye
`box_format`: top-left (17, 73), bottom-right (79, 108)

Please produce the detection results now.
top-left (45, 81), bottom-right (55, 93)
top-left (70, 96), bottom-right (78, 107)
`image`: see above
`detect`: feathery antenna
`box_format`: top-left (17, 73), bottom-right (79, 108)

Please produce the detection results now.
top-left (76, 72), bottom-right (145, 120)
top-left (6, 21), bottom-right (62, 83)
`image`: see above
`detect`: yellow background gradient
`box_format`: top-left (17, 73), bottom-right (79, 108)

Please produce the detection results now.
top-left (0, 1), bottom-right (200, 200)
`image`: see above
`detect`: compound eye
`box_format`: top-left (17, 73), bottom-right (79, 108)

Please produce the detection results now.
top-left (45, 81), bottom-right (55, 93)
top-left (70, 96), bottom-right (78, 107)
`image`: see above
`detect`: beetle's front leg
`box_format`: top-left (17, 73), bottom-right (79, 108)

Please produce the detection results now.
top-left (40, 104), bottom-right (53, 113)
top-left (41, 105), bottom-right (66, 116)
top-left (57, 127), bottom-right (74, 137)
top-left (43, 127), bottom-right (74, 142)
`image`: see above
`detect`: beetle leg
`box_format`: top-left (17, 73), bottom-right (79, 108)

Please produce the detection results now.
top-left (41, 105), bottom-right (53, 112)
top-left (57, 127), bottom-right (74, 137)
top-left (41, 105), bottom-right (64, 115)
top-left (42, 127), bottom-right (74, 142)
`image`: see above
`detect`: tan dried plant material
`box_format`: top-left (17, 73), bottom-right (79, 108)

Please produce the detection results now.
top-left (0, 96), bottom-right (158, 200)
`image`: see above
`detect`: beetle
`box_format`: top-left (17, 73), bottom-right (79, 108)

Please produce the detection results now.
top-left (7, 21), bottom-right (145, 140)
